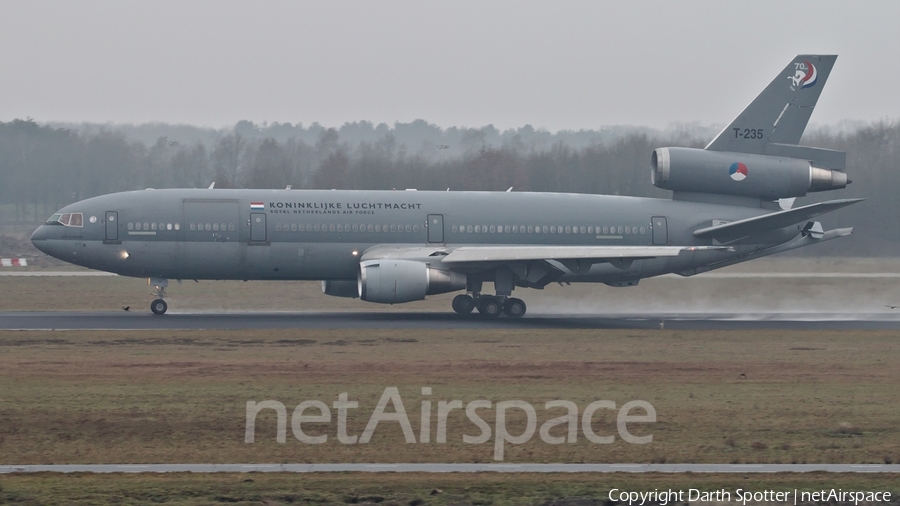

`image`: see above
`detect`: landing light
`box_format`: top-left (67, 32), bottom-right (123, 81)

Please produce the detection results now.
top-left (352, 250), bottom-right (359, 256)
top-left (120, 251), bottom-right (130, 259)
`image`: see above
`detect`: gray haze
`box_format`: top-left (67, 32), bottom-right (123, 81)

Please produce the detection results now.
top-left (1, 0), bottom-right (898, 131)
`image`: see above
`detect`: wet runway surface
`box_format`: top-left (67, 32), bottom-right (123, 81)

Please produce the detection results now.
top-left (2, 311), bottom-right (900, 330)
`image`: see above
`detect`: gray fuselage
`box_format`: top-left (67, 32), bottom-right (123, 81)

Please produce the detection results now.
top-left (31, 188), bottom-right (797, 286)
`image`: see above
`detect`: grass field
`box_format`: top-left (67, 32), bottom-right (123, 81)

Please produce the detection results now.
top-left (1, 328), bottom-right (897, 466)
top-left (1, 327), bottom-right (899, 503)
top-left (1, 472), bottom-right (898, 505)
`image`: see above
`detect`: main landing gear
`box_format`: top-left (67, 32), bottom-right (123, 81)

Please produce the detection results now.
top-left (451, 293), bottom-right (527, 318)
top-left (150, 277), bottom-right (168, 315)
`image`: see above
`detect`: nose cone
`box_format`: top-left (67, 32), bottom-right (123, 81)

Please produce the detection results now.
top-left (31, 226), bottom-right (51, 254)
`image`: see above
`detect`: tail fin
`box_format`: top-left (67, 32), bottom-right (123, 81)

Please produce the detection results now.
top-left (706, 55), bottom-right (837, 154)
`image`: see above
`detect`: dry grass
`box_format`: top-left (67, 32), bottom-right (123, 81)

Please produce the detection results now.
top-left (1, 472), bottom-right (899, 505)
top-left (1, 328), bottom-right (898, 466)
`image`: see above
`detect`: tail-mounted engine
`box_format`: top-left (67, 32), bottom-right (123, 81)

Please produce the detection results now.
top-left (651, 147), bottom-right (849, 200)
top-left (358, 259), bottom-right (466, 304)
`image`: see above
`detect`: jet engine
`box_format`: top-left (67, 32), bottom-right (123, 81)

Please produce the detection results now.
top-left (651, 147), bottom-right (848, 200)
top-left (358, 259), bottom-right (466, 304)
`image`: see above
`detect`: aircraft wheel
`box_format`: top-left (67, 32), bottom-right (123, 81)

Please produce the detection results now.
top-left (452, 294), bottom-right (475, 314)
top-left (150, 299), bottom-right (168, 315)
top-left (477, 297), bottom-right (502, 318)
top-left (503, 298), bottom-right (526, 318)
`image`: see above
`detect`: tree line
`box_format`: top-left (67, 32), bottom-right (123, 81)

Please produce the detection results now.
top-left (0, 118), bottom-right (896, 255)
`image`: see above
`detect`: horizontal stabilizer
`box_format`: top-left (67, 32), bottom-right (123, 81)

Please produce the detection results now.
top-left (764, 143), bottom-right (846, 171)
top-left (693, 198), bottom-right (864, 241)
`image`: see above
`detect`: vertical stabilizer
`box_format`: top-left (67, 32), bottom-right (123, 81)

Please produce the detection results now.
top-left (706, 55), bottom-right (837, 153)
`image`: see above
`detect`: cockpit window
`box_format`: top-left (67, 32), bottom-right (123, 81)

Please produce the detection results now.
top-left (46, 212), bottom-right (83, 227)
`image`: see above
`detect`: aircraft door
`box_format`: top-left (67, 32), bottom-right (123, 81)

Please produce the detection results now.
top-left (250, 213), bottom-right (267, 242)
top-left (105, 211), bottom-right (118, 241)
top-left (427, 214), bottom-right (443, 243)
top-left (651, 216), bottom-right (668, 245)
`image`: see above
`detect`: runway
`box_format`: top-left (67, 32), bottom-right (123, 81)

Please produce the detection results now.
top-left (1, 463), bottom-right (898, 474)
top-left (2, 311), bottom-right (900, 330)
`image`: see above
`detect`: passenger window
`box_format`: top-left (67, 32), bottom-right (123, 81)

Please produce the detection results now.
top-left (368, 224), bottom-right (374, 232)
top-left (413, 225), bottom-right (419, 232)
top-left (291, 223), bottom-right (298, 231)
top-left (452, 225), bottom-right (458, 233)
top-left (167, 223), bottom-right (172, 230)
top-left (128, 222), bottom-right (134, 230)
top-left (175, 223), bottom-right (180, 230)
top-left (203, 223), bottom-right (210, 231)
top-left (276, 224), bottom-right (282, 231)
top-left (565, 226), bottom-right (571, 234)
top-left (587, 226), bottom-right (593, 234)
top-left (617, 227), bottom-right (624, 234)
top-left (374, 224), bottom-right (380, 232)
top-left (640, 227), bottom-right (646, 234)
top-left (466, 225), bottom-right (473, 233)
top-left (190, 223), bottom-right (196, 231)
top-left (212, 223), bottom-right (218, 231)
top-left (152, 223), bottom-right (158, 230)
top-left (603, 226), bottom-right (609, 234)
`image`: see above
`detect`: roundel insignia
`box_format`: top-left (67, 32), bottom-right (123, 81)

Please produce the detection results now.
top-left (729, 162), bottom-right (748, 181)
top-left (801, 61), bottom-right (818, 89)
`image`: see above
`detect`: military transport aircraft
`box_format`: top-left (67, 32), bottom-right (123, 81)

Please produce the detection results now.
top-left (32, 55), bottom-right (860, 317)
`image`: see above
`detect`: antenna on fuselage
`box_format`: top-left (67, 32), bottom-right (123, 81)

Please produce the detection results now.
top-left (207, 182), bottom-right (215, 189)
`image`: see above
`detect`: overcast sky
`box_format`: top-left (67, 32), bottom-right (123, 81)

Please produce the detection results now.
top-left (2, 1), bottom-right (898, 131)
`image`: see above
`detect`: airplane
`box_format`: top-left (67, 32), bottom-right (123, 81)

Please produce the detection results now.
top-left (31, 54), bottom-right (861, 317)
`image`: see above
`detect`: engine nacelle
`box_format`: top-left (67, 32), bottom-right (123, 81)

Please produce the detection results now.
top-left (358, 259), bottom-right (466, 304)
top-left (651, 147), bottom-right (848, 200)
top-left (322, 280), bottom-right (359, 298)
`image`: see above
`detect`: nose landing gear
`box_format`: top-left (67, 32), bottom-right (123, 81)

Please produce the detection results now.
top-left (149, 277), bottom-right (168, 315)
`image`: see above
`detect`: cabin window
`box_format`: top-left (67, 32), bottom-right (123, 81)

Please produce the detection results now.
top-left (127, 222), bottom-right (134, 230)
top-left (413, 225), bottom-right (419, 232)
top-left (452, 225), bottom-right (458, 233)
top-left (466, 225), bottom-right (473, 233)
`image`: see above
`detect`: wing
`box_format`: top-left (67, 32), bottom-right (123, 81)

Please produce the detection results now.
top-left (441, 245), bottom-right (720, 263)
top-left (362, 244), bottom-right (729, 288)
